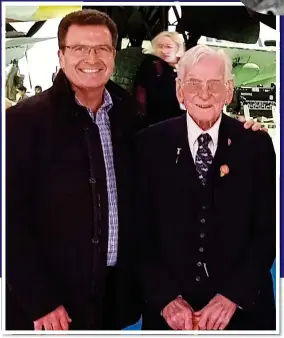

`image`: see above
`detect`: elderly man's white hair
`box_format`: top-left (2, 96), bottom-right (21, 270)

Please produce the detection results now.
top-left (177, 45), bottom-right (233, 82)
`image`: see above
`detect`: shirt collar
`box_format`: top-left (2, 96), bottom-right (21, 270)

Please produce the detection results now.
top-left (75, 88), bottom-right (113, 114)
top-left (100, 88), bottom-right (113, 112)
top-left (186, 112), bottom-right (222, 148)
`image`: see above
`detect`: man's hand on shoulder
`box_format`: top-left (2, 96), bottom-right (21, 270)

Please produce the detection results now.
top-left (33, 305), bottom-right (71, 330)
top-left (162, 296), bottom-right (193, 330)
top-left (194, 294), bottom-right (236, 330)
top-left (238, 116), bottom-right (268, 132)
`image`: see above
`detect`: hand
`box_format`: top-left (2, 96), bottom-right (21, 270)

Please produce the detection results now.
top-left (162, 297), bottom-right (193, 330)
top-left (33, 305), bottom-right (72, 330)
top-left (238, 116), bottom-right (268, 132)
top-left (194, 294), bottom-right (237, 330)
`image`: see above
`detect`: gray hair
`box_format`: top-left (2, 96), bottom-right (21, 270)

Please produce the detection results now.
top-left (177, 44), bottom-right (233, 82)
top-left (144, 31), bottom-right (185, 58)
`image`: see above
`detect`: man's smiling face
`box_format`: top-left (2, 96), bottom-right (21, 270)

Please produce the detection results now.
top-left (176, 55), bottom-right (233, 127)
top-left (59, 24), bottom-right (115, 91)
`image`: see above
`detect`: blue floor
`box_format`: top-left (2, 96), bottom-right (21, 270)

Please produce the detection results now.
top-left (124, 261), bottom-right (277, 330)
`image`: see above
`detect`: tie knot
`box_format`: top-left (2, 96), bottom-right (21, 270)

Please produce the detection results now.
top-left (197, 133), bottom-right (211, 147)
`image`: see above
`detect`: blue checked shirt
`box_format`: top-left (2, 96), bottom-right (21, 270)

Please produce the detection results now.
top-left (76, 90), bottom-right (118, 266)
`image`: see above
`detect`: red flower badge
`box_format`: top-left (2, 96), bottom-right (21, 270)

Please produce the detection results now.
top-left (220, 164), bottom-right (229, 177)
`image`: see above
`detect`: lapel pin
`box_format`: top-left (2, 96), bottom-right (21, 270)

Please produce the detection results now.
top-left (176, 147), bottom-right (182, 164)
top-left (220, 164), bottom-right (229, 177)
top-left (228, 138), bottom-right (232, 146)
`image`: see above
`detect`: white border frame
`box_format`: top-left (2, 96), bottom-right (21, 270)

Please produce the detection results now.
top-left (2, 1), bottom-right (280, 335)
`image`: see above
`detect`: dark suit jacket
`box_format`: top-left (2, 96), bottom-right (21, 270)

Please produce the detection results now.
top-left (6, 70), bottom-right (143, 330)
top-left (135, 113), bottom-right (276, 330)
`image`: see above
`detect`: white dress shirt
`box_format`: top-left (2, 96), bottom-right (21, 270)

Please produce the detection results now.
top-left (186, 113), bottom-right (222, 162)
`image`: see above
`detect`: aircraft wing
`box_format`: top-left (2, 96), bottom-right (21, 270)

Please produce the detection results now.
top-left (205, 44), bottom-right (276, 86)
top-left (6, 37), bottom-right (54, 66)
top-left (5, 5), bottom-right (82, 22)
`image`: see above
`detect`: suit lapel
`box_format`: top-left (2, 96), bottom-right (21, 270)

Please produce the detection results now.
top-left (167, 114), bottom-right (238, 202)
top-left (174, 114), bottom-right (232, 189)
top-left (210, 115), bottom-right (230, 184)
top-left (171, 114), bottom-right (203, 197)
top-left (207, 114), bottom-right (237, 190)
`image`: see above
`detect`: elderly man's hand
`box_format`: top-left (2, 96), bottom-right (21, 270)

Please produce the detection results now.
top-left (33, 305), bottom-right (72, 330)
top-left (238, 116), bottom-right (268, 132)
top-left (194, 294), bottom-right (237, 330)
top-left (162, 297), bottom-right (194, 330)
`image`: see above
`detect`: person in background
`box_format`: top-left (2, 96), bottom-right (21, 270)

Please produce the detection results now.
top-left (52, 66), bottom-right (60, 82)
top-left (5, 97), bottom-right (14, 110)
top-left (16, 86), bottom-right (28, 102)
top-left (34, 85), bottom-right (43, 95)
top-left (135, 45), bottom-right (275, 331)
top-left (133, 31), bottom-right (185, 126)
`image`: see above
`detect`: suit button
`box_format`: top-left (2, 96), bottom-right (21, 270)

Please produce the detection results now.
top-left (201, 205), bottom-right (206, 210)
top-left (200, 232), bottom-right (205, 238)
top-left (89, 178), bottom-right (96, 184)
top-left (196, 276), bottom-right (201, 282)
top-left (197, 261), bottom-right (202, 267)
top-left (92, 237), bottom-right (99, 244)
top-left (199, 247), bottom-right (204, 253)
top-left (200, 218), bottom-right (206, 224)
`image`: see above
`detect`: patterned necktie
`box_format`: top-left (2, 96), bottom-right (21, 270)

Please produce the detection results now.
top-left (195, 133), bottom-right (213, 185)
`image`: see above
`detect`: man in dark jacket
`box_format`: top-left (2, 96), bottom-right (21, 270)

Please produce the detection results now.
top-left (6, 9), bottom-right (142, 331)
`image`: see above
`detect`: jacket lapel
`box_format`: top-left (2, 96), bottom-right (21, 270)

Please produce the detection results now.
top-left (171, 114), bottom-right (202, 198)
top-left (207, 114), bottom-right (237, 190)
top-left (174, 114), bottom-right (232, 190)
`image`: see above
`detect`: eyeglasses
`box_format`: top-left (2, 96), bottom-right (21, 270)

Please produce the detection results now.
top-left (182, 79), bottom-right (226, 94)
top-left (64, 44), bottom-right (113, 57)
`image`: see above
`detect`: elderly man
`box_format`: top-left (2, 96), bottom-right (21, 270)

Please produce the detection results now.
top-left (135, 45), bottom-right (276, 331)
